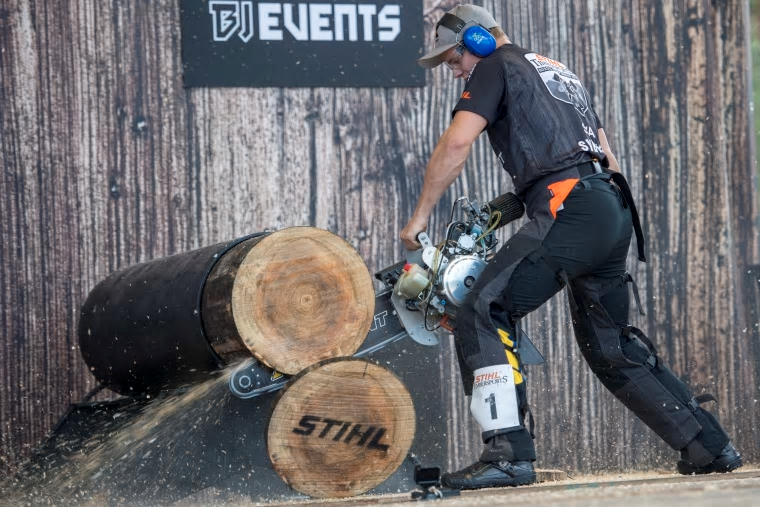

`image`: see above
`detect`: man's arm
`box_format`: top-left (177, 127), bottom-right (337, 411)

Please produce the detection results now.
top-left (400, 111), bottom-right (488, 250)
top-left (598, 128), bottom-right (620, 173)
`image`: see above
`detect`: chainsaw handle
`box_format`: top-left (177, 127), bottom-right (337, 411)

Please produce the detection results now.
top-left (416, 231), bottom-right (433, 249)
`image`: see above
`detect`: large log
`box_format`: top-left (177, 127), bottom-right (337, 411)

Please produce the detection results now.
top-left (267, 358), bottom-right (416, 498)
top-left (203, 226), bottom-right (375, 374)
top-left (79, 227), bottom-right (375, 395)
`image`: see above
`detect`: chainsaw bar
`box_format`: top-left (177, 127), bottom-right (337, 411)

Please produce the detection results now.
top-left (229, 287), bottom-right (429, 399)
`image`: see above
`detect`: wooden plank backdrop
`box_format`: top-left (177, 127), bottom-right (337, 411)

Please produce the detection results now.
top-left (1, 0), bottom-right (758, 479)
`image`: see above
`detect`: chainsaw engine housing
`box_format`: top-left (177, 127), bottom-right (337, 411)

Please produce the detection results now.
top-left (389, 192), bottom-right (525, 332)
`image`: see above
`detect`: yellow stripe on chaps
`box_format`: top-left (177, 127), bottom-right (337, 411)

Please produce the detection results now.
top-left (498, 329), bottom-right (523, 384)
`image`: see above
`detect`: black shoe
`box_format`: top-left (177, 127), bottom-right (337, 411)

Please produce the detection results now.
top-left (677, 442), bottom-right (743, 475)
top-left (441, 460), bottom-right (536, 490)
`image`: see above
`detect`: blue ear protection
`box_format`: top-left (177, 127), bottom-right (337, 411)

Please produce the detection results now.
top-left (438, 13), bottom-right (497, 58)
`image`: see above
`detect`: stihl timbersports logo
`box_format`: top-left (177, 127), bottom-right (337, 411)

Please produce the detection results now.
top-left (473, 370), bottom-right (512, 387)
top-left (526, 52), bottom-right (589, 116)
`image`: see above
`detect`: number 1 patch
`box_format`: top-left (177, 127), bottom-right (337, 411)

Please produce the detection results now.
top-left (470, 364), bottom-right (521, 432)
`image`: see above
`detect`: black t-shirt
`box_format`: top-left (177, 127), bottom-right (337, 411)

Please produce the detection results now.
top-left (453, 44), bottom-right (606, 197)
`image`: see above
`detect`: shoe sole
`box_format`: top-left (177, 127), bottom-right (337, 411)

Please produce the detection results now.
top-left (677, 455), bottom-right (743, 475)
top-left (443, 473), bottom-right (537, 490)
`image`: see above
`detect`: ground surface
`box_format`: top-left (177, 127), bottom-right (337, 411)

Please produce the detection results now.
top-left (231, 469), bottom-right (760, 507)
top-left (5, 467), bottom-right (758, 506)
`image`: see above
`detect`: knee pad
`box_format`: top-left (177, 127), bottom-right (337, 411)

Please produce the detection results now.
top-left (601, 327), bottom-right (706, 450)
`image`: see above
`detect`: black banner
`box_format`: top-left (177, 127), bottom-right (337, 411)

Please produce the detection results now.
top-left (180, 0), bottom-right (425, 87)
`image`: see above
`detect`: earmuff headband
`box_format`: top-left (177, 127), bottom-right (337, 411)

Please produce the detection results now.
top-left (437, 13), bottom-right (467, 35)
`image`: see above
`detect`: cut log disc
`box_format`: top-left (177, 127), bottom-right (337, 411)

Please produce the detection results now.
top-left (230, 227), bottom-right (375, 374)
top-left (267, 358), bottom-right (416, 498)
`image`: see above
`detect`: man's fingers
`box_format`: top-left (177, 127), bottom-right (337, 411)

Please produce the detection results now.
top-left (400, 234), bottom-right (421, 250)
top-left (400, 220), bottom-right (427, 251)
top-left (403, 239), bottom-right (422, 250)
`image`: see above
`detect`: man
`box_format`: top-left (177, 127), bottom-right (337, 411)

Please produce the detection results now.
top-left (401, 3), bottom-right (741, 490)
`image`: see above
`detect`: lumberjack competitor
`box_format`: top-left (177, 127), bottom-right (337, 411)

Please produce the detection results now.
top-left (400, 3), bottom-right (742, 490)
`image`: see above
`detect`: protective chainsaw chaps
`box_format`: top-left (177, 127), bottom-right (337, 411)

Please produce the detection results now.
top-left (568, 276), bottom-right (729, 454)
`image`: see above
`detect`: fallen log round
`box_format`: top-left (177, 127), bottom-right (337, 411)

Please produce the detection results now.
top-left (267, 357), bottom-right (416, 498)
top-left (79, 227), bottom-right (375, 395)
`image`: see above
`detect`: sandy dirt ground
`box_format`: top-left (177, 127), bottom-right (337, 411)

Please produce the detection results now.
top-left (398, 470), bottom-right (760, 507)
top-left (3, 467), bottom-right (758, 506)
top-left (160, 468), bottom-right (760, 507)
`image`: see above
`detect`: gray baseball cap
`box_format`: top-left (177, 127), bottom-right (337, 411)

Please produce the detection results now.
top-left (417, 4), bottom-right (499, 69)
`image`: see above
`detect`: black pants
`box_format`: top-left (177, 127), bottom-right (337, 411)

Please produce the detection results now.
top-left (456, 176), bottom-right (729, 464)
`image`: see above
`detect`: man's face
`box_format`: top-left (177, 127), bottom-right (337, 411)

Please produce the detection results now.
top-left (443, 46), bottom-right (478, 80)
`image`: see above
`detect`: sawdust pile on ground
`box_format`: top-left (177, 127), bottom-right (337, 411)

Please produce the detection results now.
top-left (0, 369), bottom-right (234, 507)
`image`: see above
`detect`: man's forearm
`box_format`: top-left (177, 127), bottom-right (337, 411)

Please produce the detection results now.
top-left (411, 130), bottom-right (471, 222)
top-left (400, 111), bottom-right (486, 250)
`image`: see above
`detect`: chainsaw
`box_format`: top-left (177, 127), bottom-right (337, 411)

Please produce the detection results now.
top-left (229, 192), bottom-right (532, 399)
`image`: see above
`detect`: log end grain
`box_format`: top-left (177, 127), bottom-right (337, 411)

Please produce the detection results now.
top-left (231, 227), bottom-right (375, 374)
top-left (267, 358), bottom-right (416, 498)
